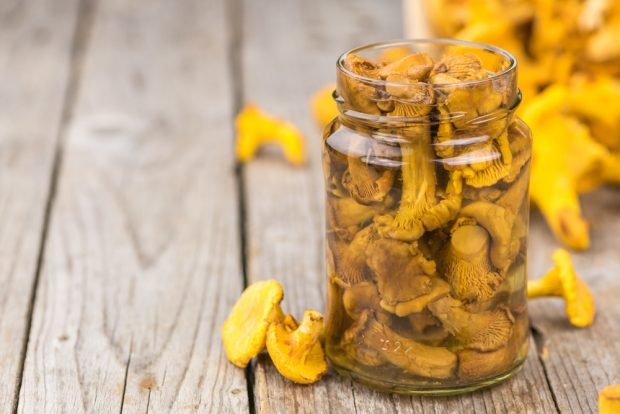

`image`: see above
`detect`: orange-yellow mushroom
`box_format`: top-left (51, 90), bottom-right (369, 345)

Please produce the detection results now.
top-left (527, 248), bottom-right (596, 327)
top-left (235, 104), bottom-right (306, 166)
top-left (311, 83), bottom-right (338, 129)
top-left (599, 384), bottom-right (620, 414)
top-left (266, 310), bottom-right (328, 384)
top-left (221, 280), bottom-right (284, 367)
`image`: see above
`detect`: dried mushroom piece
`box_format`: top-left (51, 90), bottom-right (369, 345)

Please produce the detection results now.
top-left (349, 311), bottom-right (457, 378)
top-left (527, 248), bottom-right (595, 327)
top-left (266, 310), bottom-right (328, 384)
top-left (222, 280), bottom-right (284, 368)
top-left (439, 224), bottom-right (503, 303)
top-left (428, 296), bottom-right (514, 351)
top-left (235, 104), bottom-right (306, 166)
top-left (599, 385), bottom-right (620, 414)
top-left (366, 238), bottom-right (440, 315)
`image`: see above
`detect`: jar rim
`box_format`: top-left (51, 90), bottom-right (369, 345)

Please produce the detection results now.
top-left (336, 38), bottom-right (517, 88)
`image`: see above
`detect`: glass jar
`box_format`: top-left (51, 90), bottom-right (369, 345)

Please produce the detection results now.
top-left (322, 39), bottom-right (531, 395)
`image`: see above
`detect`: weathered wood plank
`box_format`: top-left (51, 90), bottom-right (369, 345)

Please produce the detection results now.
top-left (529, 187), bottom-right (620, 414)
top-left (0, 0), bottom-right (81, 410)
top-left (240, 0), bottom-right (558, 413)
top-left (17, 0), bottom-right (248, 412)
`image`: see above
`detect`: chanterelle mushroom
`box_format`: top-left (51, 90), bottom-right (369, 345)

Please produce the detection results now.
top-left (599, 385), bottom-right (620, 414)
top-left (428, 296), bottom-right (514, 351)
top-left (266, 310), bottom-right (328, 384)
top-left (222, 280), bottom-right (284, 367)
top-left (365, 238), bottom-right (439, 315)
top-left (439, 224), bottom-right (503, 303)
top-left (527, 248), bottom-right (595, 327)
top-left (346, 311), bottom-right (457, 379)
top-left (235, 104), bottom-right (306, 166)
top-left (342, 141), bottom-right (395, 205)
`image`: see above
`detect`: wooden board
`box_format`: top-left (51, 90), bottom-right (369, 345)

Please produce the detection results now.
top-left (17, 0), bottom-right (248, 412)
top-left (239, 0), bottom-right (558, 412)
top-left (529, 187), bottom-right (620, 414)
top-left (0, 0), bottom-right (81, 410)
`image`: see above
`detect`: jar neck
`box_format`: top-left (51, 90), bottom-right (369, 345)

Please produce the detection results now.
top-left (334, 89), bottom-right (522, 135)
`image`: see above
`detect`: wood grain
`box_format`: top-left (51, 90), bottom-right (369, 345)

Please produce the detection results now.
top-left (0, 0), bottom-right (81, 410)
top-left (529, 187), bottom-right (620, 414)
top-left (239, 0), bottom-right (558, 413)
top-left (17, 0), bottom-right (248, 412)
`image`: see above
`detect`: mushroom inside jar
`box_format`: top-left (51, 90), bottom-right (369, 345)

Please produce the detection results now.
top-left (323, 42), bottom-right (531, 390)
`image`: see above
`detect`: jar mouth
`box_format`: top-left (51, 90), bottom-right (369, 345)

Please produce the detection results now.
top-left (336, 38), bottom-right (517, 88)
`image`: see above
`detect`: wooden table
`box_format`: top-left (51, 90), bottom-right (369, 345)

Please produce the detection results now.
top-left (2, 0), bottom-right (618, 412)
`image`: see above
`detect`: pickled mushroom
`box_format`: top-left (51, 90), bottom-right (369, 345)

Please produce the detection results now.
top-left (428, 296), bottom-right (514, 351)
top-left (348, 311), bottom-right (457, 378)
top-left (458, 201), bottom-right (517, 271)
top-left (235, 104), bottom-right (306, 166)
top-left (342, 149), bottom-right (395, 205)
top-left (389, 277), bottom-right (452, 317)
top-left (332, 224), bottom-right (376, 287)
top-left (431, 53), bottom-right (486, 81)
top-left (340, 54), bottom-right (381, 115)
top-left (407, 311), bottom-right (451, 345)
top-left (327, 195), bottom-right (395, 235)
top-left (457, 313), bottom-right (528, 380)
top-left (527, 248), bottom-right (595, 327)
top-left (341, 311), bottom-right (385, 367)
top-left (342, 281), bottom-right (381, 319)
top-left (378, 52), bottom-right (434, 80)
top-left (222, 280), bottom-right (284, 367)
top-left (439, 224), bottom-right (503, 303)
top-left (266, 310), bottom-right (328, 384)
top-left (365, 238), bottom-right (439, 315)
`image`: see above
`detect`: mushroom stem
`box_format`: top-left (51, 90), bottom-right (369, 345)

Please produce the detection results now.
top-left (527, 248), bottom-right (595, 327)
top-left (392, 125), bottom-right (436, 239)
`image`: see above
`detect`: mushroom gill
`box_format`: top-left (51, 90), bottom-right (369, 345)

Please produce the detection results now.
top-left (266, 310), bottom-right (328, 384)
top-left (428, 296), bottom-right (515, 351)
top-left (439, 224), bottom-right (503, 303)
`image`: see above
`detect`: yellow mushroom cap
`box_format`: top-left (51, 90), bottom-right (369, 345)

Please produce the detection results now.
top-left (600, 385), bottom-right (620, 414)
top-left (266, 309), bottom-right (328, 385)
top-left (527, 249), bottom-right (596, 327)
top-left (235, 104), bottom-right (306, 166)
top-left (311, 83), bottom-right (338, 129)
top-left (221, 280), bottom-right (284, 368)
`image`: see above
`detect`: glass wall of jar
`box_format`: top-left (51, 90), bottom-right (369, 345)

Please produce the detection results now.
top-left (322, 39), bottom-right (531, 395)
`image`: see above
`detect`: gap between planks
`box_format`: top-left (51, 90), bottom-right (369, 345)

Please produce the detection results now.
top-left (12, 0), bottom-right (98, 411)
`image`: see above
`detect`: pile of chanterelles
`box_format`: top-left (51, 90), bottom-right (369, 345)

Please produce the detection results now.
top-left (421, 0), bottom-right (620, 250)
